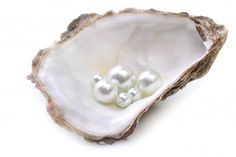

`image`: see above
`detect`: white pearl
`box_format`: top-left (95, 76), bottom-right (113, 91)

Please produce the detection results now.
top-left (93, 80), bottom-right (118, 104)
top-left (116, 92), bottom-right (132, 108)
top-left (128, 87), bottom-right (142, 102)
top-left (137, 71), bottom-right (162, 96)
top-left (92, 74), bottom-right (103, 85)
top-left (108, 65), bottom-right (135, 91)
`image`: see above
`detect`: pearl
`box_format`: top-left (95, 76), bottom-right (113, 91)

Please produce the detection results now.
top-left (93, 80), bottom-right (118, 104)
top-left (137, 71), bottom-right (162, 96)
top-left (128, 87), bottom-right (142, 102)
top-left (116, 92), bottom-right (132, 108)
top-left (108, 65), bottom-right (135, 91)
top-left (92, 74), bottom-right (103, 85)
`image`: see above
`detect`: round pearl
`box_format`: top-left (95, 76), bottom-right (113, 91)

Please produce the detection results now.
top-left (128, 87), bottom-right (142, 102)
top-left (116, 92), bottom-right (132, 108)
top-left (108, 65), bottom-right (135, 91)
top-left (93, 80), bottom-right (118, 104)
top-left (92, 74), bottom-right (103, 85)
top-left (137, 71), bottom-right (162, 96)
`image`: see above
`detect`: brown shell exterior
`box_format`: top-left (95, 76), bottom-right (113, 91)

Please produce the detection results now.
top-left (28, 8), bottom-right (227, 144)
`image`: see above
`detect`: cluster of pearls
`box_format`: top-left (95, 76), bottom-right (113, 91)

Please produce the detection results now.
top-left (92, 65), bottom-right (162, 108)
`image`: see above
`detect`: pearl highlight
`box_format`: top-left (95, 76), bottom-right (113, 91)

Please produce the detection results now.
top-left (93, 80), bottom-right (118, 104)
top-left (108, 65), bottom-right (135, 91)
top-left (92, 74), bottom-right (103, 85)
top-left (116, 93), bottom-right (132, 108)
top-left (137, 70), bottom-right (162, 96)
top-left (128, 87), bottom-right (142, 102)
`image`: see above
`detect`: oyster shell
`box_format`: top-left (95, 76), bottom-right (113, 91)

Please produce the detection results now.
top-left (29, 8), bottom-right (227, 143)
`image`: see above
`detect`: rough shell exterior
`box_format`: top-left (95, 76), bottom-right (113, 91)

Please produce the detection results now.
top-left (28, 8), bottom-right (227, 144)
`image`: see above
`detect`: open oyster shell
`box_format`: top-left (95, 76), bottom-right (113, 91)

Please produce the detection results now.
top-left (29, 8), bottom-right (227, 143)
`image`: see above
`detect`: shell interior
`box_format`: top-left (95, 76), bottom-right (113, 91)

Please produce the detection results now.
top-left (38, 13), bottom-right (212, 138)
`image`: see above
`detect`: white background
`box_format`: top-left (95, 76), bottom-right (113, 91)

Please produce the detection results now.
top-left (0, 0), bottom-right (235, 157)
